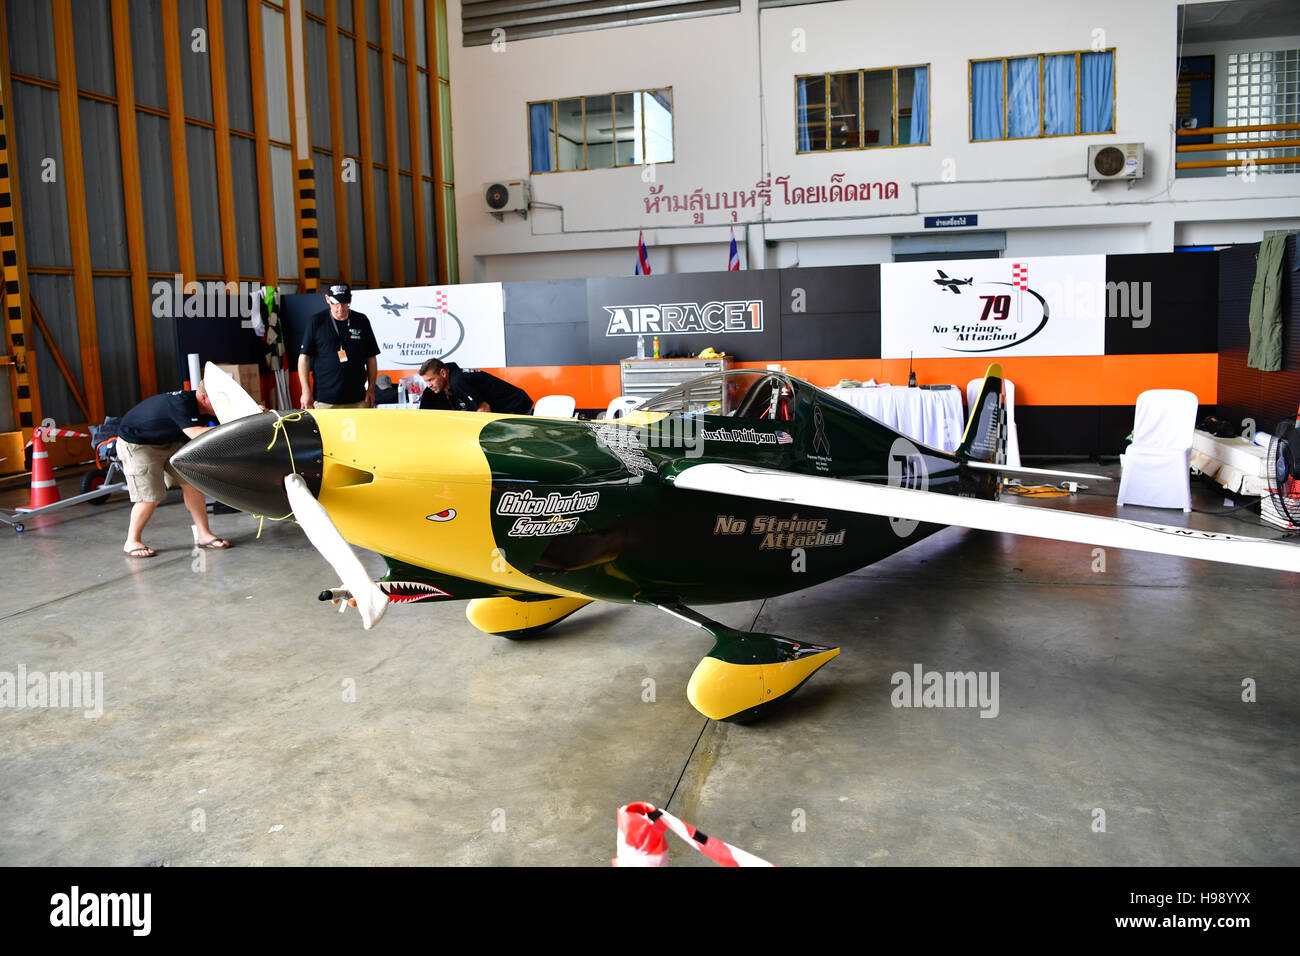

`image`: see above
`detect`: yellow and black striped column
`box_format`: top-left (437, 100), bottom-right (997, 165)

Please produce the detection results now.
top-left (0, 99), bottom-right (33, 431)
top-left (295, 158), bottom-right (319, 292)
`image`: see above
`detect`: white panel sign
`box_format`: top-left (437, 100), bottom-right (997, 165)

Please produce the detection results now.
top-left (881, 255), bottom-right (1106, 358)
top-left (348, 283), bottom-right (506, 369)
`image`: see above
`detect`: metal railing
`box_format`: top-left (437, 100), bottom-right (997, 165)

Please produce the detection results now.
top-left (1175, 122), bottom-right (1300, 170)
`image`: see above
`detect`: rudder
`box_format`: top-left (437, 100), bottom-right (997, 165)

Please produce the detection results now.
top-left (957, 364), bottom-right (1005, 463)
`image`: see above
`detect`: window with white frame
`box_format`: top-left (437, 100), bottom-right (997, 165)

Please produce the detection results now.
top-left (970, 50), bottom-right (1115, 141)
top-left (528, 89), bottom-right (674, 173)
top-left (1225, 50), bottom-right (1299, 174)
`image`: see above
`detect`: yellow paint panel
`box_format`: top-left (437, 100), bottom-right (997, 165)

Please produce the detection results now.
top-left (309, 409), bottom-right (584, 599)
top-left (687, 648), bottom-right (840, 721)
top-left (466, 595), bottom-right (592, 634)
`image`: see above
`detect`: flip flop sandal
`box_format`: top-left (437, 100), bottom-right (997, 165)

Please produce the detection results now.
top-left (196, 539), bottom-right (232, 549)
top-left (124, 546), bottom-right (156, 558)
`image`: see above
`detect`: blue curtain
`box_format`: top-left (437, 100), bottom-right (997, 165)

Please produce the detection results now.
top-left (972, 60), bottom-right (1003, 140)
top-left (1043, 54), bottom-right (1076, 135)
top-left (1081, 51), bottom-right (1114, 133)
top-left (797, 77), bottom-right (811, 151)
top-left (1007, 57), bottom-right (1039, 137)
top-left (529, 103), bottom-right (553, 172)
top-left (910, 66), bottom-right (929, 144)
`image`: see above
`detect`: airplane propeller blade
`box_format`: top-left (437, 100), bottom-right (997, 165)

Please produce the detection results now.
top-left (284, 473), bottom-right (389, 629)
top-left (203, 361), bottom-right (263, 424)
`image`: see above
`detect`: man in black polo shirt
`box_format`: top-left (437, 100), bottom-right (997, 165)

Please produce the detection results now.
top-left (298, 283), bottom-right (380, 409)
top-left (117, 382), bottom-right (229, 558)
top-left (418, 359), bottom-right (533, 414)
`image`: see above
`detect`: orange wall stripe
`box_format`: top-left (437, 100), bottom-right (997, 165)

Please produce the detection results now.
top-left (377, 355), bottom-right (1217, 410)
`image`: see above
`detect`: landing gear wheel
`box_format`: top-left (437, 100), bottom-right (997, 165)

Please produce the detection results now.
top-left (13, 523), bottom-right (24, 533)
top-left (81, 468), bottom-right (109, 504)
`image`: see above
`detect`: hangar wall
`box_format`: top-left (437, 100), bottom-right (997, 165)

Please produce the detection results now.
top-left (450, 0), bottom-right (1300, 282)
top-left (0, 0), bottom-right (456, 436)
top-left (271, 248), bottom-right (1223, 458)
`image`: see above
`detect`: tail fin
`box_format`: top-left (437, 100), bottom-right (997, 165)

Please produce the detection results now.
top-left (957, 364), bottom-right (1005, 463)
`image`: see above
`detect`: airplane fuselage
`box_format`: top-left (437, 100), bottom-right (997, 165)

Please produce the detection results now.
top-left (288, 386), bottom-right (993, 607)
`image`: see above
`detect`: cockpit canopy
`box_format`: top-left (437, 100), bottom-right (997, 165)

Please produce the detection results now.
top-left (639, 369), bottom-right (803, 421)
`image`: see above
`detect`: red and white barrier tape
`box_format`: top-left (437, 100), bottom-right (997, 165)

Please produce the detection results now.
top-left (613, 802), bottom-right (774, 867)
top-left (24, 427), bottom-right (89, 449)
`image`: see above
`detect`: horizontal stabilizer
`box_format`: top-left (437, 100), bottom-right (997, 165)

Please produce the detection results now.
top-left (965, 460), bottom-right (1112, 482)
top-left (671, 463), bottom-right (1300, 575)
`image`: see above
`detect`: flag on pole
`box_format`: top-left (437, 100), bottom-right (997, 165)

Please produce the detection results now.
top-left (1012, 262), bottom-right (1028, 290)
top-left (1012, 262), bottom-right (1027, 324)
top-left (635, 231), bottom-right (651, 275)
top-left (728, 227), bottom-right (741, 271)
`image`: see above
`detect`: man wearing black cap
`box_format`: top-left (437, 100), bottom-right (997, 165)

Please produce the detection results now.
top-left (298, 283), bottom-right (380, 409)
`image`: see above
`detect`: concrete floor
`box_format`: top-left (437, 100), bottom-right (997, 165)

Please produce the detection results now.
top-left (1, 465), bottom-right (1296, 866)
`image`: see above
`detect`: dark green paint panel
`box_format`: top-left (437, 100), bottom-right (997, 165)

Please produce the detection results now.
top-left (474, 374), bottom-right (999, 607)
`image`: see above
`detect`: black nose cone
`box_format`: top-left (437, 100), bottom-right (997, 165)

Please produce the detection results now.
top-left (170, 412), bottom-right (324, 518)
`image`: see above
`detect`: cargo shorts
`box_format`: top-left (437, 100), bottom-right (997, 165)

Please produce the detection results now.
top-left (116, 438), bottom-right (184, 503)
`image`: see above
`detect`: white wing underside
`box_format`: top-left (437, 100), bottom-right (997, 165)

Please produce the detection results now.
top-left (671, 463), bottom-right (1300, 575)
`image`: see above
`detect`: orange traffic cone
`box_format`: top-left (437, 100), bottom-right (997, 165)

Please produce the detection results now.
top-left (26, 429), bottom-right (61, 509)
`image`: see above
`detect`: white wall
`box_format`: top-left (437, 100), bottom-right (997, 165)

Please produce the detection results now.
top-left (449, 0), bottom-right (1300, 281)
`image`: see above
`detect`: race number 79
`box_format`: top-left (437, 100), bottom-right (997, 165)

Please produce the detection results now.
top-left (978, 295), bottom-right (1011, 321)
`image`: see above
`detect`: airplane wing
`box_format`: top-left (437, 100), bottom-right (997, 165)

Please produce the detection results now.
top-left (670, 463), bottom-right (1300, 574)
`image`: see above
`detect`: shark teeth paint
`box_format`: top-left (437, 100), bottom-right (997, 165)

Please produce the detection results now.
top-left (379, 581), bottom-right (451, 603)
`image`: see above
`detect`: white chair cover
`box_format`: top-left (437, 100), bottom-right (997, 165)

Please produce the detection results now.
top-left (1116, 389), bottom-right (1199, 511)
top-left (534, 394), bottom-right (577, 418)
top-left (605, 396), bottom-right (642, 420)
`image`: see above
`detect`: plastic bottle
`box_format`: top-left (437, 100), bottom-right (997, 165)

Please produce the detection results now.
top-left (636, 335), bottom-right (645, 359)
top-left (653, 335), bottom-right (660, 359)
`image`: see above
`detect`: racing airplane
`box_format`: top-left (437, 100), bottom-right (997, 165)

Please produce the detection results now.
top-left (173, 364), bottom-right (1300, 723)
top-left (933, 270), bottom-right (974, 294)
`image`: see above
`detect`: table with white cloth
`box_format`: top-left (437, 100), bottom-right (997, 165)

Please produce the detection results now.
top-left (820, 384), bottom-right (965, 452)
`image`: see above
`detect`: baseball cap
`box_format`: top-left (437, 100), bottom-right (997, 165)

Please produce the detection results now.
top-left (326, 282), bottom-right (351, 304)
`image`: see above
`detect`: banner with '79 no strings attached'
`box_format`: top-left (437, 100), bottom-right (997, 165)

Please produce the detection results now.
top-left (348, 282), bottom-right (506, 370)
top-left (880, 255), bottom-right (1106, 359)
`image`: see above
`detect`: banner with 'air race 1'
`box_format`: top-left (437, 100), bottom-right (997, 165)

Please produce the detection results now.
top-left (880, 255), bottom-right (1107, 359)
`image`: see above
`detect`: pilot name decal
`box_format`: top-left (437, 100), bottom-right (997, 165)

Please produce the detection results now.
top-left (714, 514), bottom-right (846, 550)
top-left (604, 300), bottom-right (763, 336)
top-left (497, 489), bottom-right (601, 537)
top-left (702, 426), bottom-right (777, 445)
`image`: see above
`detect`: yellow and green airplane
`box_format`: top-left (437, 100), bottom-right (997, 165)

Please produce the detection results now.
top-left (172, 364), bottom-right (1300, 722)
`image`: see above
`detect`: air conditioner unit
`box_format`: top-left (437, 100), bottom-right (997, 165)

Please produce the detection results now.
top-left (1088, 143), bottom-right (1144, 184)
top-left (484, 180), bottom-right (530, 219)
